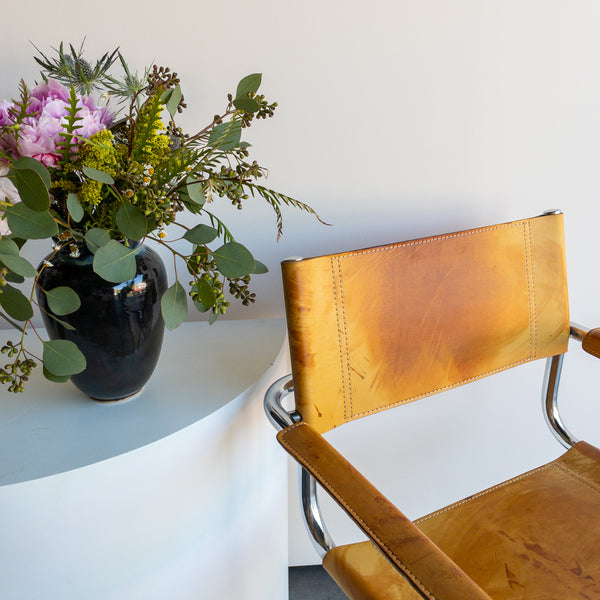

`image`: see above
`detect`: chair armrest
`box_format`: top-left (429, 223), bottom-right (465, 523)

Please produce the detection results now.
top-left (278, 422), bottom-right (492, 600)
top-left (582, 328), bottom-right (600, 359)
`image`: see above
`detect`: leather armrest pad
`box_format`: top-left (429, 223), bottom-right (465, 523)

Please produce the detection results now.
top-left (277, 422), bottom-right (492, 600)
top-left (582, 328), bottom-right (600, 358)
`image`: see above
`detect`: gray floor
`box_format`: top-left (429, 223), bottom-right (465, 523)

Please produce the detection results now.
top-left (289, 566), bottom-right (347, 600)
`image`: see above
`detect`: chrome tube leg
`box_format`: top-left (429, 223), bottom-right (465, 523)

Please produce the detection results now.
top-left (299, 467), bottom-right (335, 557)
top-left (542, 355), bottom-right (578, 448)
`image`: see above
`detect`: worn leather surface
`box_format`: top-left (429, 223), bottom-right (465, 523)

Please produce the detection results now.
top-left (322, 441), bottom-right (600, 600)
top-left (323, 542), bottom-right (425, 600)
top-left (282, 213), bottom-right (570, 433)
top-left (582, 327), bottom-right (600, 358)
top-left (278, 422), bottom-right (493, 600)
top-left (280, 421), bottom-right (600, 599)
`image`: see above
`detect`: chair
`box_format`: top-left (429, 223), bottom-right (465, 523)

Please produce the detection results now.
top-left (265, 210), bottom-right (600, 600)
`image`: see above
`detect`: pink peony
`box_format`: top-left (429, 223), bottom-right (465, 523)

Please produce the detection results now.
top-left (27, 79), bottom-right (70, 115)
top-left (0, 80), bottom-right (114, 167)
top-left (0, 101), bottom-right (14, 127)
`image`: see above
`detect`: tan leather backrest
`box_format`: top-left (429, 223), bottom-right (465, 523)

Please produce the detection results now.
top-left (282, 213), bottom-right (570, 433)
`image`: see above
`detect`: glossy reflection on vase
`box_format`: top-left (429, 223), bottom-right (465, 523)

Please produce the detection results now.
top-left (36, 244), bottom-right (168, 401)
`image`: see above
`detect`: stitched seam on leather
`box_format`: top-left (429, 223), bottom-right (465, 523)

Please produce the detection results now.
top-left (331, 257), bottom-right (349, 421)
top-left (524, 220), bottom-right (538, 359)
top-left (336, 222), bottom-right (521, 259)
top-left (280, 423), bottom-right (437, 600)
top-left (415, 464), bottom-right (553, 524)
top-left (552, 461), bottom-right (600, 496)
top-left (368, 542), bottom-right (432, 600)
top-left (337, 257), bottom-right (354, 419)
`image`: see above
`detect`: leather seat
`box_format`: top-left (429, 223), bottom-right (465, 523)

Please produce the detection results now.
top-left (323, 441), bottom-right (600, 599)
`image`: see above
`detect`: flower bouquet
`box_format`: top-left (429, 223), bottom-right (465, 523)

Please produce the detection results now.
top-left (0, 42), bottom-right (322, 393)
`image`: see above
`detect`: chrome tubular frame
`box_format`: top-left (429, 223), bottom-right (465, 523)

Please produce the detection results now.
top-left (299, 467), bottom-right (336, 557)
top-left (541, 322), bottom-right (589, 448)
top-left (264, 375), bottom-right (335, 556)
top-left (264, 375), bottom-right (300, 430)
top-left (543, 354), bottom-right (578, 448)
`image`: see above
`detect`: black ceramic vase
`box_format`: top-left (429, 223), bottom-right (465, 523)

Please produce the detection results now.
top-left (36, 244), bottom-right (168, 401)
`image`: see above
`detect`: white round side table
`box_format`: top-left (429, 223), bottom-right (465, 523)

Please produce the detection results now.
top-left (0, 319), bottom-right (289, 600)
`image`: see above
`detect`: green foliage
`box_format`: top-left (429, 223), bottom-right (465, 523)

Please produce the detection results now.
top-left (8, 167), bottom-right (50, 212)
top-left (66, 193), bottom-right (84, 222)
top-left (12, 157), bottom-right (51, 188)
top-left (4, 204), bottom-right (58, 239)
top-left (56, 86), bottom-right (83, 163)
top-left (82, 165), bottom-right (114, 185)
top-left (42, 339), bottom-right (86, 377)
top-left (161, 281), bottom-right (188, 330)
top-left (84, 228), bottom-right (111, 252)
top-left (42, 285), bottom-right (81, 316)
top-left (0, 41), bottom-right (326, 393)
top-left (116, 201), bottom-right (147, 241)
top-left (183, 224), bottom-right (218, 245)
top-left (0, 285), bottom-right (33, 320)
top-left (92, 240), bottom-right (137, 282)
top-left (212, 242), bottom-right (255, 278)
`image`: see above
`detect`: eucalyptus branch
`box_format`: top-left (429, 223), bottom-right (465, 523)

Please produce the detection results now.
top-left (186, 109), bottom-right (235, 144)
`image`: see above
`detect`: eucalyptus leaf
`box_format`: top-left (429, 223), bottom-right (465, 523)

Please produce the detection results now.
top-left (235, 73), bottom-right (262, 100)
top-left (44, 312), bottom-right (76, 331)
top-left (3, 270), bottom-right (24, 284)
top-left (82, 166), bottom-right (114, 185)
top-left (43, 366), bottom-right (70, 383)
top-left (42, 339), bottom-right (86, 377)
top-left (185, 182), bottom-right (205, 207)
top-left (116, 201), bottom-right (147, 241)
top-left (12, 157), bottom-right (51, 189)
top-left (252, 260), bottom-right (269, 275)
top-left (67, 192), bottom-right (84, 222)
top-left (183, 224), bottom-right (218, 245)
top-left (0, 254), bottom-right (37, 278)
top-left (7, 168), bottom-right (50, 211)
top-left (44, 286), bottom-right (81, 316)
top-left (192, 299), bottom-right (209, 313)
top-left (0, 238), bottom-right (19, 256)
top-left (179, 192), bottom-right (203, 215)
top-left (4, 204), bottom-right (58, 239)
top-left (161, 280), bottom-right (188, 330)
top-left (212, 242), bottom-right (255, 278)
top-left (0, 285), bottom-right (33, 321)
top-left (233, 97), bottom-right (260, 113)
top-left (193, 278), bottom-right (216, 309)
top-left (93, 240), bottom-right (137, 283)
top-left (164, 85), bottom-right (182, 117)
top-left (84, 228), bottom-right (111, 253)
top-left (0, 308), bottom-right (25, 332)
top-left (207, 120), bottom-right (242, 151)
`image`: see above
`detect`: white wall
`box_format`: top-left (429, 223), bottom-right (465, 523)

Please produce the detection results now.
top-left (3, 0), bottom-right (600, 567)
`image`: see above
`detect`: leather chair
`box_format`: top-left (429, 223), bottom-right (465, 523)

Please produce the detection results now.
top-left (265, 211), bottom-right (600, 599)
